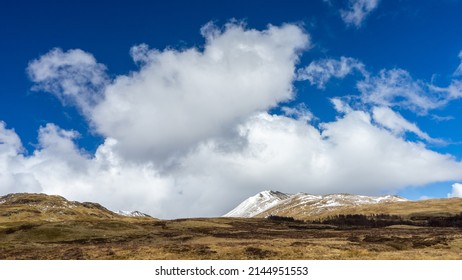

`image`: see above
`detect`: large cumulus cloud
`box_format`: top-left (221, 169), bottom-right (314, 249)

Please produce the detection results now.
top-left (29, 22), bottom-right (309, 162)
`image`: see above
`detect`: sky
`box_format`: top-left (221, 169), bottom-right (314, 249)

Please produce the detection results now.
top-left (1, 0), bottom-right (462, 218)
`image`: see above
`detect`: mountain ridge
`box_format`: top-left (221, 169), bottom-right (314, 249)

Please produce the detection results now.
top-left (116, 210), bottom-right (152, 218)
top-left (224, 190), bottom-right (408, 218)
top-left (0, 193), bottom-right (154, 222)
top-left (223, 190), bottom-right (291, 218)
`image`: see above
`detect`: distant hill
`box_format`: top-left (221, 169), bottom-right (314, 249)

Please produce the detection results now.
top-left (300, 197), bottom-right (462, 221)
top-left (223, 190), bottom-right (462, 220)
top-left (116, 210), bottom-right (152, 218)
top-left (0, 193), bottom-right (154, 223)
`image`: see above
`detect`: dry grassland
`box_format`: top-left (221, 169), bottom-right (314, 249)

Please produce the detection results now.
top-left (1, 193), bottom-right (461, 260)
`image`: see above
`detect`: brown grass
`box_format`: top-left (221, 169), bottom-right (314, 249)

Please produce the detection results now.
top-left (1, 217), bottom-right (461, 260)
top-left (1, 193), bottom-right (461, 260)
top-left (257, 197), bottom-right (462, 221)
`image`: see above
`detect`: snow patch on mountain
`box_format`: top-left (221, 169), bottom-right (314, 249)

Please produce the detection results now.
top-left (116, 210), bottom-right (151, 217)
top-left (223, 190), bottom-right (292, 218)
top-left (224, 191), bottom-right (408, 218)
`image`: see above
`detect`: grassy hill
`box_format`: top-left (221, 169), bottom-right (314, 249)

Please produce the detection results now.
top-left (255, 197), bottom-right (462, 221)
top-left (0, 193), bottom-right (461, 260)
top-left (0, 193), bottom-right (120, 223)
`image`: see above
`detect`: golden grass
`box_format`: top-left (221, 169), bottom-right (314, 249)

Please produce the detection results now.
top-left (1, 193), bottom-right (462, 260)
top-left (1, 217), bottom-right (461, 260)
top-left (257, 197), bottom-right (462, 221)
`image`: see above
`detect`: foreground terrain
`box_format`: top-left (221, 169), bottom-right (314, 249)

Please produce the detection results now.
top-left (0, 193), bottom-right (461, 259)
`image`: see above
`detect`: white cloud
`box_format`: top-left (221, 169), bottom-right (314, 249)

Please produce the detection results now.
top-left (431, 114), bottom-right (455, 122)
top-left (0, 121), bottom-right (23, 156)
top-left (454, 50), bottom-right (462, 76)
top-left (300, 53), bottom-right (462, 116)
top-left (297, 56), bottom-right (366, 88)
top-left (281, 103), bottom-right (313, 122)
top-left (357, 69), bottom-right (448, 115)
top-left (357, 66), bottom-right (462, 115)
top-left (316, 110), bottom-right (462, 190)
top-left (28, 23), bottom-right (309, 162)
top-left (331, 97), bottom-right (354, 114)
top-left (27, 48), bottom-right (107, 114)
top-left (0, 122), bottom-right (174, 216)
top-left (448, 183), bottom-right (462, 198)
top-left (2, 107), bottom-right (462, 218)
top-left (372, 106), bottom-right (443, 144)
top-left (0, 122), bottom-right (38, 195)
top-left (340, 0), bottom-right (380, 28)
top-left (80, 114), bottom-right (457, 202)
top-left (432, 80), bottom-right (462, 100)
top-left (129, 43), bottom-right (151, 65)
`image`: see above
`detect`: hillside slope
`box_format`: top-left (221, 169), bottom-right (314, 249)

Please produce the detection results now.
top-left (298, 197), bottom-right (462, 221)
top-left (0, 193), bottom-right (153, 223)
top-left (224, 190), bottom-right (409, 218)
top-left (1, 192), bottom-right (462, 259)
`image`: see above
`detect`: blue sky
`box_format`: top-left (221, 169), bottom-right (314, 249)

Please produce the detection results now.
top-left (1, 0), bottom-right (462, 217)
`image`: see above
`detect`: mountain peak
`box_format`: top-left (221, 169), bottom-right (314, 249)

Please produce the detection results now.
top-left (223, 191), bottom-right (409, 218)
top-left (117, 210), bottom-right (152, 218)
top-left (258, 190), bottom-right (290, 199)
top-left (223, 190), bottom-right (292, 218)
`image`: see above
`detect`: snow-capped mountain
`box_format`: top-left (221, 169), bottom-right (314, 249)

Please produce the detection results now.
top-left (223, 190), bottom-right (291, 218)
top-left (224, 191), bottom-right (408, 218)
top-left (116, 210), bottom-right (152, 217)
